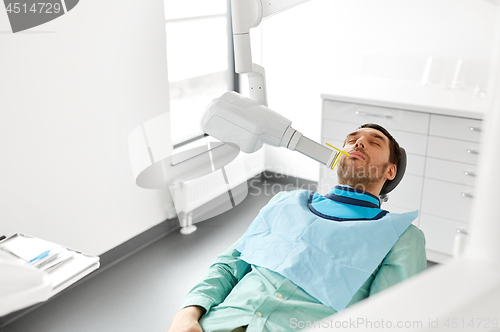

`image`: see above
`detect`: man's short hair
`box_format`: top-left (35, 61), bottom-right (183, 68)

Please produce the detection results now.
top-left (357, 123), bottom-right (401, 166)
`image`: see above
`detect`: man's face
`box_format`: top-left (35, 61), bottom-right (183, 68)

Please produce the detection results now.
top-left (336, 128), bottom-right (396, 192)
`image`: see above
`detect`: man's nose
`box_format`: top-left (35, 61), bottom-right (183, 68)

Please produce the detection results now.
top-left (354, 137), bottom-right (366, 149)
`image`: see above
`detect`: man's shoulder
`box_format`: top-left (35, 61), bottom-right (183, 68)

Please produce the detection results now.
top-left (402, 224), bottom-right (425, 239)
top-left (269, 191), bottom-right (288, 203)
top-left (395, 223), bottom-right (426, 248)
top-left (268, 189), bottom-right (310, 203)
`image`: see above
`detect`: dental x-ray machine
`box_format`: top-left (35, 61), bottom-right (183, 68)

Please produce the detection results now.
top-left (201, 0), bottom-right (338, 168)
top-left (201, 1), bottom-right (500, 330)
top-left (201, 0), bottom-right (405, 197)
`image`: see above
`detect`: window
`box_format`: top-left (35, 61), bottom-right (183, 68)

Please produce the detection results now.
top-left (164, 0), bottom-right (234, 146)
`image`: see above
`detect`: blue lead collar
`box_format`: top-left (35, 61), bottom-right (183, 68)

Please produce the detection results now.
top-left (326, 185), bottom-right (381, 208)
top-left (308, 185), bottom-right (387, 221)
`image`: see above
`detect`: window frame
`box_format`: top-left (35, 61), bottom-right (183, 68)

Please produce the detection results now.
top-left (166, 0), bottom-right (238, 149)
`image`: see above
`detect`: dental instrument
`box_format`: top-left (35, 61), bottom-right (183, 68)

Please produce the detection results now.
top-left (325, 143), bottom-right (350, 170)
top-left (29, 250), bottom-right (51, 264)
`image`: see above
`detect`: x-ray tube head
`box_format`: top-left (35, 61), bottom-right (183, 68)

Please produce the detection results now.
top-left (201, 91), bottom-right (294, 153)
top-left (200, 91), bottom-right (339, 170)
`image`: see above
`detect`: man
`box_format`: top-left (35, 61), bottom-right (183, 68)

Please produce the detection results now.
top-left (168, 123), bottom-right (426, 332)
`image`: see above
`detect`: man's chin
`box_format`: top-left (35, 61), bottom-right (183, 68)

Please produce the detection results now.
top-left (344, 158), bottom-right (367, 166)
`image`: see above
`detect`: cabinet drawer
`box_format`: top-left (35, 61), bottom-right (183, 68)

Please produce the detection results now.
top-left (425, 158), bottom-right (478, 187)
top-left (419, 213), bottom-right (469, 256)
top-left (406, 154), bottom-right (426, 177)
top-left (383, 174), bottom-right (423, 212)
top-left (421, 178), bottom-right (475, 223)
top-left (427, 136), bottom-right (480, 165)
top-left (323, 120), bottom-right (428, 156)
top-left (430, 114), bottom-right (483, 143)
top-left (323, 100), bottom-right (429, 134)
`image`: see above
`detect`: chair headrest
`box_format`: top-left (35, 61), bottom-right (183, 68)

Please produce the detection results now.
top-left (380, 147), bottom-right (406, 198)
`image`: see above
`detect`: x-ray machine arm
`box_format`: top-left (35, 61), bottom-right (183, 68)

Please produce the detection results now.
top-left (201, 0), bottom-right (342, 169)
top-left (231, 0), bottom-right (310, 105)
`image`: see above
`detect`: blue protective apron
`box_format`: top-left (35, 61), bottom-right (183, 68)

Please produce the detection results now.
top-left (236, 186), bottom-right (417, 311)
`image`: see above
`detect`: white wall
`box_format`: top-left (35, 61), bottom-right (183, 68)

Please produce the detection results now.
top-left (260, 0), bottom-right (497, 182)
top-left (0, 0), bottom-right (173, 255)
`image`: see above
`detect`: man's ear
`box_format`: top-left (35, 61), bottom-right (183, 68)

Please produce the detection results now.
top-left (386, 163), bottom-right (397, 181)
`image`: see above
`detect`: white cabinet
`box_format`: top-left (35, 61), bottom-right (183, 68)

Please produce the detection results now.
top-left (420, 114), bottom-right (482, 262)
top-left (320, 97), bottom-right (483, 264)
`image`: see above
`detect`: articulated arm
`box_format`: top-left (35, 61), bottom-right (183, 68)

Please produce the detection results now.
top-left (231, 0), bottom-right (311, 73)
top-left (231, 0), bottom-right (310, 106)
top-left (201, 1), bottom-right (337, 169)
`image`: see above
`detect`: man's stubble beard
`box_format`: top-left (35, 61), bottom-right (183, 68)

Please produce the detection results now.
top-left (336, 155), bottom-right (389, 191)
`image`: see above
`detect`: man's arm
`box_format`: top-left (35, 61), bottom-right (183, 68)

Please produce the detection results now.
top-left (168, 240), bottom-right (251, 332)
top-left (168, 192), bottom-right (288, 331)
top-left (180, 192), bottom-right (288, 312)
top-left (181, 240), bottom-right (252, 314)
top-left (369, 224), bottom-right (427, 295)
top-left (168, 306), bottom-right (205, 332)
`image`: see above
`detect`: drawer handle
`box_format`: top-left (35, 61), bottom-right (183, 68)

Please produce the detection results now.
top-left (355, 110), bottom-right (393, 119)
top-left (454, 228), bottom-right (469, 258)
top-left (466, 149), bottom-right (479, 155)
top-left (469, 126), bottom-right (481, 132)
top-left (461, 192), bottom-right (474, 198)
top-left (464, 171), bottom-right (476, 177)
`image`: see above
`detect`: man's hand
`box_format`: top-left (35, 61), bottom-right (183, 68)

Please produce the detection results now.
top-left (167, 306), bottom-right (206, 332)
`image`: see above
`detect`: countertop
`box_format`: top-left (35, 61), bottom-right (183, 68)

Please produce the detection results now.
top-left (321, 78), bottom-right (488, 119)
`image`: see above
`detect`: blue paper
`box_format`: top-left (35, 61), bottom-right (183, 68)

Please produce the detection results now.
top-left (236, 189), bottom-right (417, 311)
